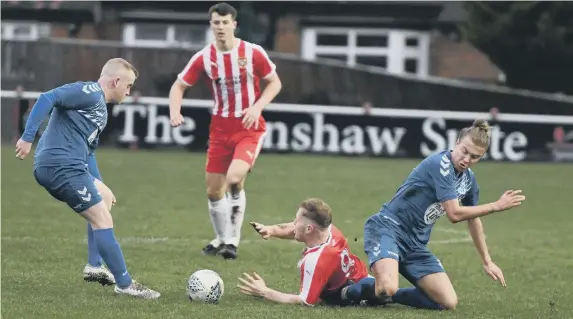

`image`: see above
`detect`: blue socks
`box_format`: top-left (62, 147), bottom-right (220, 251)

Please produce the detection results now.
top-left (344, 278), bottom-right (443, 310)
top-left (85, 153), bottom-right (103, 267)
top-left (87, 223), bottom-right (102, 267)
top-left (345, 277), bottom-right (376, 301)
top-left (93, 228), bottom-right (132, 288)
top-left (393, 287), bottom-right (444, 310)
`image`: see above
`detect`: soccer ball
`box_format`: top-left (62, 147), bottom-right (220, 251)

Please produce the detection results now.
top-left (187, 269), bottom-right (224, 304)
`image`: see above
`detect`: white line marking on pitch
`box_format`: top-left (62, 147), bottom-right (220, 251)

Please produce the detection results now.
top-left (438, 228), bottom-right (468, 235)
top-left (430, 237), bottom-right (472, 244)
top-left (1, 236), bottom-right (266, 245)
top-left (2, 233), bottom-right (473, 246)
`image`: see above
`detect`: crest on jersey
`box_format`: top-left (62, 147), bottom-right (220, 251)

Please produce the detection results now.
top-left (238, 57), bottom-right (248, 69)
top-left (423, 202), bottom-right (446, 225)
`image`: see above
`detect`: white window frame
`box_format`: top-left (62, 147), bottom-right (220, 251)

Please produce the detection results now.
top-left (302, 27), bottom-right (430, 77)
top-left (1, 21), bottom-right (50, 41)
top-left (123, 23), bottom-right (213, 49)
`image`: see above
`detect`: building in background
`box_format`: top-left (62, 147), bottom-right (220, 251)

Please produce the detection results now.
top-left (1, 0), bottom-right (504, 84)
top-left (1, 1), bottom-right (570, 162)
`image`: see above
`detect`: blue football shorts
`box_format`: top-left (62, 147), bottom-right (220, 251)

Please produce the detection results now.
top-left (34, 166), bottom-right (102, 214)
top-left (363, 212), bottom-right (445, 285)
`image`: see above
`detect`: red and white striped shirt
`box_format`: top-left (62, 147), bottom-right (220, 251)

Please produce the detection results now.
top-left (297, 225), bottom-right (369, 305)
top-left (177, 39), bottom-right (276, 118)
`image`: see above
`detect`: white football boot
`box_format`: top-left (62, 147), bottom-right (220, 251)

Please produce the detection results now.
top-left (83, 264), bottom-right (115, 286)
top-left (114, 281), bottom-right (161, 300)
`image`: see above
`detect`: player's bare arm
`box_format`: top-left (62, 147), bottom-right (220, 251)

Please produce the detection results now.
top-left (254, 73), bottom-right (282, 109)
top-left (238, 272), bottom-right (304, 305)
top-left (441, 190), bottom-right (526, 223)
top-left (250, 221), bottom-right (295, 240)
top-left (242, 72), bottom-right (282, 130)
top-left (169, 46), bottom-right (204, 128)
top-left (168, 78), bottom-right (188, 127)
top-left (468, 218), bottom-right (507, 287)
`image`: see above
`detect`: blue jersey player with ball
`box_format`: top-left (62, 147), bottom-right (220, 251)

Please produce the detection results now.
top-left (341, 119), bottom-right (525, 310)
top-left (15, 58), bottom-right (160, 300)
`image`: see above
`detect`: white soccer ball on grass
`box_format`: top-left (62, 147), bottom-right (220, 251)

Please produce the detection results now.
top-left (187, 269), bottom-right (224, 304)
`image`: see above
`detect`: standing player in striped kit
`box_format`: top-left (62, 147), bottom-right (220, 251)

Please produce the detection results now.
top-left (169, 3), bottom-right (282, 259)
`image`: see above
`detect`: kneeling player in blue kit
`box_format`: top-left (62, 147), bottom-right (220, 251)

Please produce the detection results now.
top-left (15, 58), bottom-right (160, 300)
top-left (341, 119), bottom-right (525, 310)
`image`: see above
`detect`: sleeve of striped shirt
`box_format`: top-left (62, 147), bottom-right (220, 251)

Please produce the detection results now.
top-left (178, 51), bottom-right (205, 86)
top-left (298, 248), bottom-right (337, 305)
top-left (252, 45), bottom-right (277, 80)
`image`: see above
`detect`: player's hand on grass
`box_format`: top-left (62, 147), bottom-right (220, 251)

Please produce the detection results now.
top-left (250, 222), bottom-right (273, 239)
top-left (494, 190), bottom-right (526, 212)
top-left (237, 272), bottom-right (267, 297)
top-left (169, 113), bottom-right (185, 127)
top-left (241, 106), bottom-right (263, 130)
top-left (483, 261), bottom-right (507, 287)
top-left (15, 138), bottom-right (32, 160)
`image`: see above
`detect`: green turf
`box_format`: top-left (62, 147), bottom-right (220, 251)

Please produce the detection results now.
top-left (2, 147), bottom-right (572, 319)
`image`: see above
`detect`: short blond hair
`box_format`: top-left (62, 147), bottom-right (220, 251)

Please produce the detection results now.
top-left (101, 58), bottom-right (139, 79)
top-left (300, 198), bottom-right (332, 229)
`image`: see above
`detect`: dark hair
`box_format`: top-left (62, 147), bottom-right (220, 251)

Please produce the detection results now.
top-left (208, 2), bottom-right (237, 20)
top-left (458, 119), bottom-right (491, 148)
top-left (300, 198), bottom-right (332, 229)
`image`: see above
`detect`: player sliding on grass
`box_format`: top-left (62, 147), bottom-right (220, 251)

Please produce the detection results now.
top-left (341, 119), bottom-right (525, 310)
top-left (238, 198), bottom-right (369, 306)
top-left (14, 58), bottom-right (160, 300)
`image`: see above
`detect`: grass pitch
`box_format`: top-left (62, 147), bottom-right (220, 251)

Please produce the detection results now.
top-left (2, 147), bottom-right (572, 319)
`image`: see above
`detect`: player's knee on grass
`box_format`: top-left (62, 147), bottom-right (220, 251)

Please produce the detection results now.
top-left (417, 272), bottom-right (458, 310)
top-left (371, 259), bottom-right (399, 297)
top-left (94, 179), bottom-right (114, 211)
top-left (440, 295), bottom-right (458, 310)
top-left (375, 276), bottom-right (398, 297)
top-left (206, 173), bottom-right (227, 201)
top-left (81, 201), bottom-right (114, 229)
top-left (423, 291), bottom-right (457, 310)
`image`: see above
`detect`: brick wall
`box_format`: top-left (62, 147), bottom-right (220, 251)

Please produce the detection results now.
top-left (429, 31), bottom-right (503, 83)
top-left (50, 23), bottom-right (98, 39)
top-left (50, 21), bottom-right (121, 41)
top-left (274, 15), bottom-right (301, 55)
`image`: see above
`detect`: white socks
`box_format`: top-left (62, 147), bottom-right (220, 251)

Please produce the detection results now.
top-left (207, 190), bottom-right (246, 247)
top-left (208, 198), bottom-right (230, 247)
top-left (227, 190), bottom-right (246, 247)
